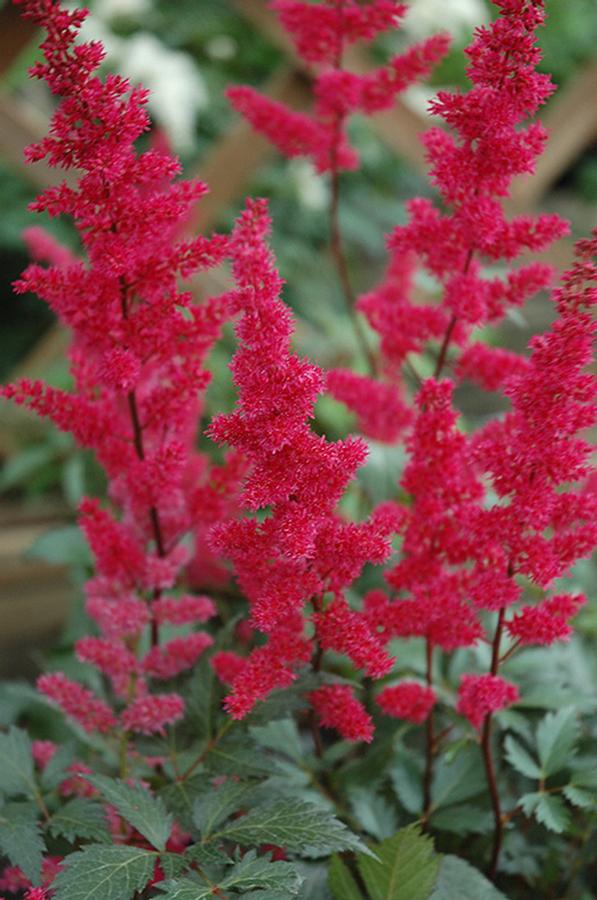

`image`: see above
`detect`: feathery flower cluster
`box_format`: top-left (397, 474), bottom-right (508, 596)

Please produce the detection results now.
top-left (457, 674), bottom-right (519, 731)
top-left (228, 1), bottom-right (449, 173)
top-left (5, 0), bottom-right (230, 740)
top-left (376, 682), bottom-right (436, 724)
top-left (309, 684), bottom-right (374, 743)
top-left (209, 198), bottom-right (396, 726)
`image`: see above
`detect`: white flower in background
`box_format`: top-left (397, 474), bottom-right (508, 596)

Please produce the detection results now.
top-left (121, 33), bottom-right (208, 152)
top-left (403, 0), bottom-right (488, 39)
top-left (289, 160), bottom-right (329, 210)
top-left (94, 0), bottom-right (151, 20)
top-left (79, 7), bottom-right (207, 153)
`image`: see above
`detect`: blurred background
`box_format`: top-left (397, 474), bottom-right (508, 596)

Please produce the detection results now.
top-left (1, 0), bottom-right (596, 679)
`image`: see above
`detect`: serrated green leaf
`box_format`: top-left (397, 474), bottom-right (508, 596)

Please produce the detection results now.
top-left (204, 734), bottom-right (272, 778)
top-left (0, 801), bottom-right (45, 884)
top-left (357, 826), bottom-right (439, 900)
top-left (250, 718), bottom-right (304, 761)
top-left (328, 854), bottom-right (363, 900)
top-left (157, 854), bottom-right (302, 900)
top-left (348, 787), bottom-right (398, 840)
top-left (504, 736), bottom-right (541, 779)
top-left (390, 756), bottom-right (423, 815)
top-left (155, 879), bottom-right (219, 900)
top-left (88, 775), bottom-right (172, 851)
top-left (160, 775), bottom-right (205, 832)
top-left (536, 708), bottom-right (578, 777)
top-left (52, 844), bottom-right (156, 900)
top-left (0, 727), bottom-right (36, 799)
top-left (48, 798), bottom-right (111, 844)
top-left (430, 804), bottom-right (492, 834)
top-left (520, 792), bottom-right (571, 833)
top-left (40, 745), bottom-right (76, 792)
top-left (430, 855), bottom-right (507, 899)
top-left (193, 779), bottom-right (258, 837)
top-left (217, 799), bottom-right (366, 858)
top-left (562, 785), bottom-right (596, 809)
top-left (220, 851), bottom-right (302, 894)
top-left (431, 745), bottom-right (486, 810)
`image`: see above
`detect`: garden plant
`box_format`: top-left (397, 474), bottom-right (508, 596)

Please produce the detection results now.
top-left (0, 0), bottom-right (596, 898)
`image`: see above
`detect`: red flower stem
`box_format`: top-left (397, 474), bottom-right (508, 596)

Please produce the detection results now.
top-left (481, 605), bottom-right (506, 880)
top-left (120, 281), bottom-right (165, 647)
top-left (422, 637), bottom-right (434, 825)
top-left (309, 595), bottom-right (325, 757)
top-left (434, 244), bottom-right (475, 379)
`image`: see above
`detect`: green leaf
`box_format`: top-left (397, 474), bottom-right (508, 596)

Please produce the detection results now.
top-left (160, 775), bottom-right (205, 832)
top-left (328, 854), bottom-right (363, 900)
top-left (217, 799), bottom-right (366, 858)
top-left (28, 525), bottom-right (92, 567)
top-left (250, 718), bottom-right (304, 762)
top-left (430, 804), bottom-right (492, 834)
top-left (40, 744), bottom-right (76, 792)
top-left (562, 785), bottom-right (596, 809)
top-left (431, 745), bottom-right (486, 810)
top-left (357, 825), bottom-right (439, 900)
top-left (52, 844), bottom-right (156, 900)
top-left (520, 792), bottom-right (571, 833)
top-left (504, 736), bottom-right (541, 780)
top-left (536, 708), bottom-right (578, 777)
top-left (390, 756), bottom-right (423, 815)
top-left (193, 779), bottom-right (258, 837)
top-left (430, 855), bottom-right (507, 899)
top-left (88, 775), bottom-right (172, 851)
top-left (204, 733), bottom-right (272, 778)
top-left (48, 798), bottom-right (111, 844)
top-left (0, 801), bottom-right (45, 884)
top-left (157, 853), bottom-right (302, 899)
top-left (348, 787), bottom-right (398, 840)
top-left (0, 726), bottom-right (36, 799)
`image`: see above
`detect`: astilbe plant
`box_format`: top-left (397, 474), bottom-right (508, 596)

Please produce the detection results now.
top-left (0, 0), bottom-right (596, 898)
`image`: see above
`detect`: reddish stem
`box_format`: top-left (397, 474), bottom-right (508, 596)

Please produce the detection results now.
top-left (121, 282), bottom-right (166, 647)
top-left (422, 638), bottom-right (434, 824)
top-left (481, 606), bottom-right (506, 880)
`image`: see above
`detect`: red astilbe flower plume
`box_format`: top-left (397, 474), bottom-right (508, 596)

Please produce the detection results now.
top-left (5, 0), bottom-right (233, 741)
top-left (376, 682), bottom-right (436, 724)
top-left (227, 1), bottom-right (449, 173)
top-left (309, 684), bottom-right (374, 743)
top-left (457, 674), bottom-right (519, 731)
top-left (378, 379), bottom-right (484, 651)
top-left (209, 199), bottom-right (396, 722)
top-left (383, 0), bottom-right (568, 371)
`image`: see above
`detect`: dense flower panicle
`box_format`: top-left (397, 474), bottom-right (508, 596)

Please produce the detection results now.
top-left (455, 342), bottom-right (530, 392)
top-left (22, 225), bottom-right (76, 268)
top-left (31, 740), bottom-right (58, 770)
top-left (121, 693), bottom-right (185, 735)
top-left (309, 685), bottom-right (374, 743)
top-left (457, 674), bottom-right (519, 730)
top-left (37, 673), bottom-right (117, 734)
top-left (326, 368), bottom-right (412, 442)
top-left (210, 651), bottom-right (248, 685)
top-left (228, 1), bottom-right (448, 173)
top-left (507, 594), bottom-right (586, 646)
top-left (272, 0), bottom-right (406, 65)
top-left (313, 596), bottom-right (394, 678)
top-left (210, 199), bottom-right (395, 723)
top-left (376, 682), bottom-right (436, 723)
top-left (5, 0), bottom-right (231, 745)
top-left (142, 632), bottom-right (214, 679)
top-left (224, 618), bottom-right (312, 719)
top-left (151, 594), bottom-right (216, 625)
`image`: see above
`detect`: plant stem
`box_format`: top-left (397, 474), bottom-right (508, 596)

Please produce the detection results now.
top-left (120, 280), bottom-right (166, 647)
top-left (309, 596), bottom-right (325, 757)
top-left (482, 606), bottom-right (506, 880)
top-left (178, 719), bottom-right (234, 782)
top-left (422, 638), bottom-right (434, 825)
